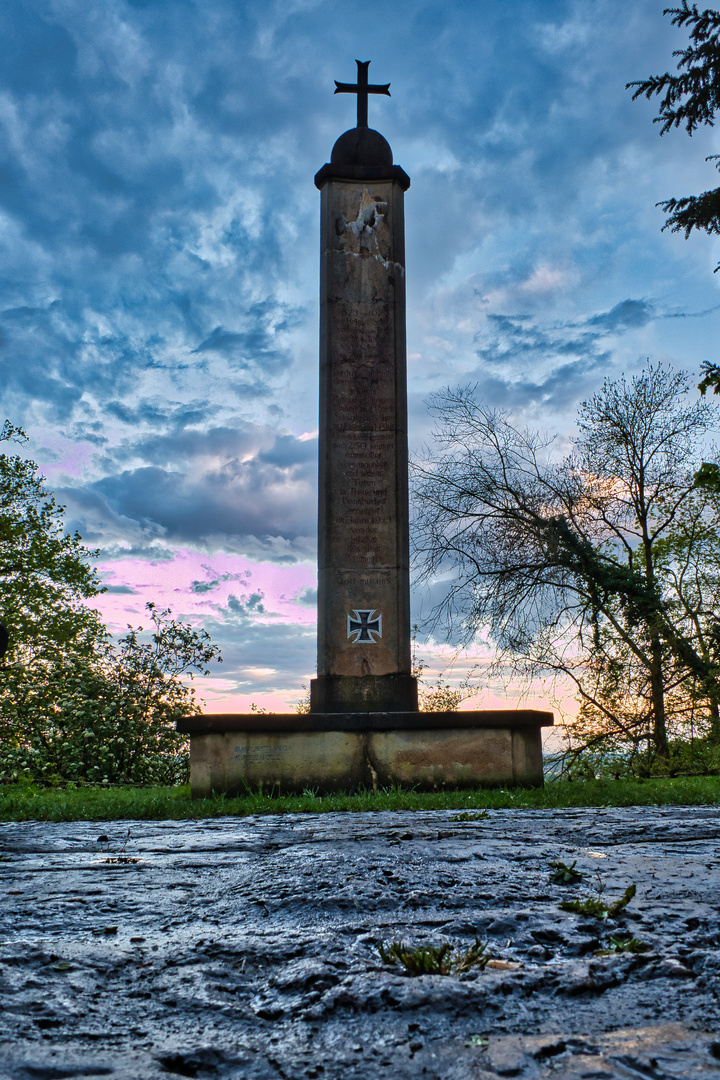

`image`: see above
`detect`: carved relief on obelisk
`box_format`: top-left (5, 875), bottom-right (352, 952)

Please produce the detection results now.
top-left (311, 61), bottom-right (417, 714)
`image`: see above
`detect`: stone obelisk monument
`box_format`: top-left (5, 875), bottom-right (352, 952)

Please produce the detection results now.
top-left (178, 63), bottom-right (553, 795)
top-left (310, 60), bottom-right (417, 715)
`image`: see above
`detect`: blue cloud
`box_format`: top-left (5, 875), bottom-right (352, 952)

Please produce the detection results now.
top-left (259, 434), bottom-right (317, 468)
top-left (192, 579), bottom-right (221, 594)
top-left (293, 586), bottom-right (318, 608)
top-left (58, 422), bottom-right (319, 556)
top-left (227, 592), bottom-right (265, 618)
top-left (88, 457), bottom-right (315, 546)
top-left (588, 300), bottom-right (655, 331)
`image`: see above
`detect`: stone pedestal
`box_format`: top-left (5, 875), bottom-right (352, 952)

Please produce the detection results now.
top-left (178, 711), bottom-right (554, 797)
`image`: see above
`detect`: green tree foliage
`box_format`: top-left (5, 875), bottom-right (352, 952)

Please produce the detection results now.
top-left (1, 604), bottom-right (221, 785)
top-left (411, 628), bottom-right (480, 712)
top-left (628, 3), bottom-right (720, 266)
top-left (0, 421), bottom-right (105, 661)
top-left (0, 423), bottom-right (222, 784)
top-left (417, 673), bottom-right (476, 713)
top-left (412, 365), bottom-right (720, 768)
top-left (696, 361), bottom-right (720, 433)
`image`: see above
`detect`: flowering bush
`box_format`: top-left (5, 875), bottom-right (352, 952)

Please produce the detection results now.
top-left (0, 423), bottom-right (222, 785)
top-left (0, 604), bottom-right (221, 785)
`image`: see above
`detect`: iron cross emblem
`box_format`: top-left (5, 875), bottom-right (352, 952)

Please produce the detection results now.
top-left (348, 609), bottom-right (382, 644)
top-left (334, 60), bottom-right (390, 129)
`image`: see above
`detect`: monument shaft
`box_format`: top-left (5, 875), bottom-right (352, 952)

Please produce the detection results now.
top-left (312, 164), bottom-right (416, 712)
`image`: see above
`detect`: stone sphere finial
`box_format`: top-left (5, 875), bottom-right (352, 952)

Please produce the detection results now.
top-left (330, 127), bottom-right (393, 168)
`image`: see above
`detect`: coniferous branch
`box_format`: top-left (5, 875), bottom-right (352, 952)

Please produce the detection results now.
top-left (627, 3), bottom-right (720, 135)
top-left (628, 4), bottom-right (720, 266)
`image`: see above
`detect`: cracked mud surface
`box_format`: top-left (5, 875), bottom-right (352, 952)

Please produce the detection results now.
top-left (1, 806), bottom-right (720, 1078)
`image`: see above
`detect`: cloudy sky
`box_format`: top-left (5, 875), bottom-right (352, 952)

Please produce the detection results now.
top-left (3, 0), bottom-right (719, 715)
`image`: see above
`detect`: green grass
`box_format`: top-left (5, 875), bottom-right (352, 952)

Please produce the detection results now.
top-left (2, 774), bottom-right (720, 822)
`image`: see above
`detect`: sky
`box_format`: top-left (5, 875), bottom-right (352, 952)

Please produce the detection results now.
top-left (2, 0), bottom-right (720, 719)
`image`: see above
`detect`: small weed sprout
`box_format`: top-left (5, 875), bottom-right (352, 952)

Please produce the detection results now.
top-left (378, 937), bottom-right (490, 976)
top-left (453, 937), bottom-right (490, 973)
top-left (594, 933), bottom-right (651, 956)
top-left (548, 859), bottom-right (586, 885)
top-left (465, 1035), bottom-right (489, 1048)
top-left (379, 941), bottom-right (451, 975)
top-left (450, 811), bottom-right (490, 822)
top-left (560, 881), bottom-right (637, 920)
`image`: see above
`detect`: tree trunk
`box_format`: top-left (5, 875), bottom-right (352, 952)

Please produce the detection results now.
top-left (649, 631), bottom-right (669, 761)
top-left (640, 511), bottom-right (669, 763)
top-left (709, 693), bottom-right (720, 744)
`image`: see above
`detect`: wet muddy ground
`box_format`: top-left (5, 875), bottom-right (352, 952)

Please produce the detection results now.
top-left (1, 806), bottom-right (720, 1078)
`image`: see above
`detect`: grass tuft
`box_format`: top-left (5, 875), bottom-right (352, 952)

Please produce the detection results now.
top-left (548, 859), bottom-right (587, 885)
top-left (560, 882), bottom-right (637, 920)
top-left (594, 934), bottom-right (651, 956)
top-left (378, 937), bottom-right (489, 976)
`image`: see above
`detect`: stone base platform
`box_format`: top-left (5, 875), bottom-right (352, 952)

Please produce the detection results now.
top-left (177, 710), bottom-right (554, 797)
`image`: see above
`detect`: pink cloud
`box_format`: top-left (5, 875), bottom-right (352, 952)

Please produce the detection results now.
top-left (90, 548), bottom-right (317, 633)
top-left (34, 437), bottom-right (97, 480)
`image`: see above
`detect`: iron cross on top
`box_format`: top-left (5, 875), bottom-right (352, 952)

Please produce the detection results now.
top-left (334, 60), bottom-right (390, 129)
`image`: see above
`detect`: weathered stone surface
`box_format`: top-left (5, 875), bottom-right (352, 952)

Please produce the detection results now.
top-left (369, 729), bottom-right (515, 788)
top-left (180, 710), bottom-right (553, 733)
top-left (181, 715), bottom-right (548, 795)
top-left (2, 806), bottom-right (720, 1077)
top-left (313, 165), bottom-right (415, 713)
top-left (190, 729), bottom-right (367, 797)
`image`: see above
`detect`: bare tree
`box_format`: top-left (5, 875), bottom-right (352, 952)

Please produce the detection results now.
top-left (412, 365), bottom-right (718, 764)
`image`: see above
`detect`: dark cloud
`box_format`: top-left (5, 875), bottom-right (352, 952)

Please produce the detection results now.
top-left (259, 434), bottom-right (317, 468)
top-left (92, 543), bottom-right (176, 562)
top-left (406, 295), bottom-right (708, 426)
top-left (105, 401), bottom-right (213, 429)
top-left (293, 587), bottom-right (318, 608)
top-left (477, 312), bottom-right (610, 368)
top-left (0, 2), bottom-right (316, 430)
top-left (469, 299), bottom-right (663, 411)
top-left (191, 568), bottom-right (251, 594)
top-left (126, 425), bottom-right (270, 467)
top-left (60, 422), bottom-right (318, 555)
top-left (193, 328), bottom-right (257, 356)
top-left (89, 462), bottom-right (313, 543)
top-left (474, 318), bottom-right (609, 381)
top-left (192, 299), bottom-right (304, 375)
top-left (192, 579), bottom-right (221, 594)
top-left (227, 592), bottom-right (265, 617)
top-left (588, 300), bottom-right (655, 332)
top-left (467, 298), bottom-right (720, 418)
